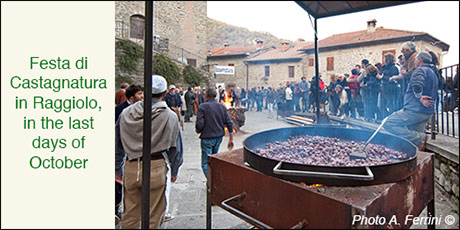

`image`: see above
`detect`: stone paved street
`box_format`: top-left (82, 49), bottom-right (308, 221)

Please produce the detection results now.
top-left (118, 109), bottom-right (458, 229)
top-left (162, 109), bottom-right (295, 229)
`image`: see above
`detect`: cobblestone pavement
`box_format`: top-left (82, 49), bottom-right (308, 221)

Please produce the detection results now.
top-left (118, 109), bottom-right (459, 229)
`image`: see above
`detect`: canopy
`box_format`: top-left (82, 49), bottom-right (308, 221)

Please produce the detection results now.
top-left (295, 1), bottom-right (417, 19)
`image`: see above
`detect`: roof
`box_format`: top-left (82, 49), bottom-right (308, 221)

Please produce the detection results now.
top-left (246, 42), bottom-right (312, 62)
top-left (295, 1), bottom-right (417, 19)
top-left (298, 27), bottom-right (449, 52)
top-left (207, 46), bottom-right (259, 57)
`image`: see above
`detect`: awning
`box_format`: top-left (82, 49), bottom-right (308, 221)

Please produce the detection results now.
top-left (295, 1), bottom-right (417, 19)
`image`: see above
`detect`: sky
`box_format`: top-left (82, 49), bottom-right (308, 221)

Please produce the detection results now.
top-left (207, 1), bottom-right (459, 68)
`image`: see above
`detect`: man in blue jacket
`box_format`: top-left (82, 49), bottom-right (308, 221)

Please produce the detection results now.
top-left (383, 52), bottom-right (438, 150)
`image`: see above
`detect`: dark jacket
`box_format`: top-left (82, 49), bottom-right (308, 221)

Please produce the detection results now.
top-left (364, 71), bottom-right (381, 89)
top-left (115, 100), bottom-right (130, 123)
top-left (195, 99), bottom-right (233, 139)
top-left (163, 92), bottom-right (182, 108)
top-left (381, 63), bottom-right (400, 84)
top-left (197, 92), bottom-right (205, 105)
top-left (266, 91), bottom-right (275, 103)
top-left (185, 90), bottom-right (195, 107)
top-left (404, 64), bottom-right (439, 114)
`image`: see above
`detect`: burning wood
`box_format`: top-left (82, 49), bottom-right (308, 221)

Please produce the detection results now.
top-left (221, 91), bottom-right (246, 133)
top-left (227, 107), bottom-right (246, 132)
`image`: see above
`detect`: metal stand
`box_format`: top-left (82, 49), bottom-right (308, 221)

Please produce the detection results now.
top-left (206, 179), bottom-right (212, 229)
top-left (427, 199), bottom-right (436, 229)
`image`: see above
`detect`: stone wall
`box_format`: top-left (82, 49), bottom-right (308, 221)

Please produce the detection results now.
top-left (304, 40), bottom-right (444, 85)
top-left (154, 1), bottom-right (207, 68)
top-left (434, 156), bottom-right (459, 206)
top-left (115, 39), bottom-right (144, 87)
top-left (115, 1), bottom-right (208, 69)
top-left (115, 39), bottom-right (212, 91)
top-left (247, 58), bottom-right (308, 88)
top-left (207, 56), bottom-right (248, 89)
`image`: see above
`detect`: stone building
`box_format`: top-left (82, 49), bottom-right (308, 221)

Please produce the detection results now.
top-left (115, 1), bottom-right (208, 69)
top-left (298, 19), bottom-right (450, 85)
top-left (244, 39), bottom-right (311, 88)
top-left (207, 40), bottom-right (274, 89)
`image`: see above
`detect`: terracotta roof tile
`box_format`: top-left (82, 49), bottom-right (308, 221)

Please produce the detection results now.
top-left (299, 27), bottom-right (426, 50)
top-left (208, 46), bottom-right (258, 57)
top-left (246, 42), bottom-right (312, 62)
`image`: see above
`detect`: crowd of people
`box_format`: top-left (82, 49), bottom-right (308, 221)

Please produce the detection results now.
top-left (112, 41), bottom-right (454, 229)
top-left (217, 41), bottom-right (448, 123)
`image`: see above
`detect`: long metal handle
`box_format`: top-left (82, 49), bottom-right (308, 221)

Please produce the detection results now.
top-left (221, 193), bottom-right (273, 229)
top-left (363, 116), bottom-right (389, 149)
top-left (273, 162), bottom-right (374, 181)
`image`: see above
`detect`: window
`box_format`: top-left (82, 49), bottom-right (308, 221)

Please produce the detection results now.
top-left (326, 57), bottom-right (334, 71)
top-left (187, 58), bottom-right (196, 67)
top-left (129, 15), bottom-right (145, 39)
top-left (308, 58), bottom-right (314, 67)
top-left (382, 50), bottom-right (396, 63)
top-left (265, 66), bottom-right (270, 77)
top-left (228, 63), bottom-right (234, 66)
top-left (288, 66), bottom-right (295, 78)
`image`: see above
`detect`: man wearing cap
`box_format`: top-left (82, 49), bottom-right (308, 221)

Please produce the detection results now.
top-left (115, 75), bottom-right (183, 228)
top-left (383, 51), bottom-right (438, 150)
top-left (163, 84), bottom-right (184, 130)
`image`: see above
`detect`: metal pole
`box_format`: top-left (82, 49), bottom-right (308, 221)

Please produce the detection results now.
top-left (141, 1), bottom-right (153, 228)
top-left (244, 61), bottom-right (249, 90)
top-left (314, 17), bottom-right (320, 123)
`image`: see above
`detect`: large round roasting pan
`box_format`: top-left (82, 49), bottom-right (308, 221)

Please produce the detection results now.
top-left (243, 126), bottom-right (418, 186)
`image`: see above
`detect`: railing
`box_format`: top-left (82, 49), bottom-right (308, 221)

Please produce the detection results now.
top-left (321, 64), bottom-right (458, 139)
top-left (433, 64), bottom-right (459, 138)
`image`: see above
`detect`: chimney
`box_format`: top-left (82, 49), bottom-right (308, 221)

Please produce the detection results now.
top-left (367, 19), bottom-right (377, 33)
top-left (297, 38), bottom-right (305, 46)
top-left (281, 41), bottom-right (290, 51)
top-left (255, 39), bottom-right (264, 49)
top-left (224, 43), bottom-right (230, 47)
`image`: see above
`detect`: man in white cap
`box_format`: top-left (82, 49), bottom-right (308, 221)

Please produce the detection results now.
top-left (115, 75), bottom-right (183, 228)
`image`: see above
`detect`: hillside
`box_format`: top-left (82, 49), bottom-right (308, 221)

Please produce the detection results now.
top-left (207, 18), bottom-right (293, 49)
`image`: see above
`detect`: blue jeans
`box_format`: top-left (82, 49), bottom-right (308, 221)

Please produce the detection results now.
top-left (383, 109), bottom-right (432, 146)
top-left (201, 137), bottom-right (223, 178)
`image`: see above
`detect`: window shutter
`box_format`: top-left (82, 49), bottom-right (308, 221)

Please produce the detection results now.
top-left (289, 66), bottom-right (295, 78)
top-left (187, 59), bottom-right (196, 67)
top-left (327, 57), bottom-right (334, 71)
top-left (382, 50), bottom-right (396, 63)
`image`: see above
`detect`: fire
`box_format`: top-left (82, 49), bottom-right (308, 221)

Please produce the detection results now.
top-left (309, 184), bottom-right (324, 187)
top-left (300, 182), bottom-right (324, 187)
top-left (224, 127), bottom-right (237, 133)
top-left (222, 92), bottom-right (233, 109)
